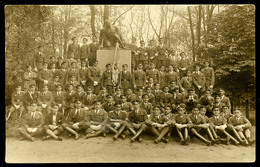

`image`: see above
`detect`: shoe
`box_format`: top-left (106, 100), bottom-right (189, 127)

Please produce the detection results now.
top-left (86, 133), bottom-right (95, 139)
top-left (57, 137), bottom-right (63, 141)
top-left (241, 140), bottom-right (247, 146)
top-left (226, 136), bottom-right (230, 145)
top-left (184, 140), bottom-right (189, 145)
top-left (42, 136), bottom-right (48, 141)
top-left (120, 134), bottom-right (126, 140)
top-left (162, 138), bottom-right (169, 143)
top-left (75, 133), bottom-right (79, 140)
top-left (19, 136), bottom-right (24, 141)
top-left (103, 132), bottom-right (106, 137)
top-left (154, 139), bottom-right (159, 144)
top-left (30, 137), bottom-right (35, 142)
top-left (138, 137), bottom-right (143, 142)
top-left (206, 141), bottom-right (212, 146)
top-left (130, 137), bottom-right (135, 143)
top-left (180, 139), bottom-right (185, 145)
top-left (113, 136), bottom-right (118, 141)
top-left (186, 136), bottom-right (190, 142)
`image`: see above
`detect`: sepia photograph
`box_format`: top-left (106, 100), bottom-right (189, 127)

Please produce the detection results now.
top-left (5, 4), bottom-right (255, 163)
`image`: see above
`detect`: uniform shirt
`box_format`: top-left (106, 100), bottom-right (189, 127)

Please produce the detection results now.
top-left (11, 91), bottom-right (25, 106)
top-left (67, 108), bottom-right (86, 124)
top-left (133, 69), bottom-right (146, 87)
top-left (209, 115), bottom-right (227, 126)
top-left (96, 93), bottom-right (108, 104)
top-left (83, 93), bottom-right (97, 107)
top-left (166, 71), bottom-right (180, 85)
top-left (137, 46), bottom-right (147, 61)
top-left (174, 113), bottom-right (192, 124)
top-left (179, 76), bottom-right (193, 91)
top-left (24, 111), bottom-right (44, 128)
top-left (79, 44), bottom-right (90, 59)
top-left (188, 113), bottom-right (206, 125)
top-left (23, 91), bottom-right (39, 106)
top-left (118, 70), bottom-right (132, 89)
top-left (52, 91), bottom-right (66, 105)
top-left (79, 67), bottom-right (88, 81)
top-left (67, 43), bottom-right (80, 59)
top-left (140, 101), bottom-right (153, 115)
top-left (192, 71), bottom-right (206, 88)
top-left (156, 44), bottom-right (168, 60)
top-left (228, 115), bottom-right (251, 128)
top-left (171, 93), bottom-right (183, 105)
top-left (128, 108), bottom-right (148, 124)
top-left (153, 89), bottom-right (162, 104)
top-left (108, 110), bottom-right (127, 123)
top-left (64, 90), bottom-right (76, 106)
top-left (37, 91), bottom-right (54, 106)
top-left (45, 112), bottom-right (65, 126)
top-left (146, 69), bottom-right (160, 83)
top-left (102, 102), bottom-right (115, 112)
top-left (89, 43), bottom-right (98, 59)
top-left (86, 109), bottom-right (108, 125)
top-left (101, 70), bottom-right (113, 86)
top-left (201, 67), bottom-right (215, 87)
top-left (87, 66), bottom-right (101, 84)
top-left (199, 95), bottom-right (214, 106)
top-left (145, 113), bottom-right (169, 125)
top-left (159, 92), bottom-right (173, 107)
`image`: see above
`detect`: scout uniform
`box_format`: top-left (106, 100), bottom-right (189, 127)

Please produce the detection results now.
top-left (23, 90), bottom-right (39, 110)
top-left (156, 43), bottom-right (168, 68)
top-left (118, 70), bottom-right (132, 92)
top-left (78, 66), bottom-right (88, 90)
top-left (101, 69), bottom-right (113, 95)
top-left (67, 42), bottom-right (80, 59)
top-left (146, 68), bottom-right (160, 84)
top-left (88, 41), bottom-right (99, 66)
top-left (38, 68), bottom-right (52, 92)
top-left (133, 67), bottom-right (146, 91)
top-left (18, 108), bottom-right (44, 141)
top-left (83, 91), bottom-right (97, 109)
top-left (87, 64), bottom-right (101, 94)
top-left (137, 45), bottom-right (148, 70)
top-left (66, 107), bottom-right (89, 133)
top-left (7, 89), bottom-right (25, 120)
top-left (192, 71), bottom-right (206, 95)
top-left (33, 49), bottom-right (46, 71)
top-left (201, 66), bottom-right (215, 90)
top-left (79, 42), bottom-right (90, 63)
top-left (23, 70), bottom-right (37, 91)
top-left (159, 92), bottom-right (173, 108)
top-left (37, 90), bottom-right (54, 117)
top-left (166, 71), bottom-right (180, 86)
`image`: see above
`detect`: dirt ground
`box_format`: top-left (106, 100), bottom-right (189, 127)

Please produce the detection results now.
top-left (5, 131), bottom-right (255, 163)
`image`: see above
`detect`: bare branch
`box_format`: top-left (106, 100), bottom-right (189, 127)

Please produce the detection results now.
top-left (147, 6), bottom-right (160, 39)
top-left (112, 5), bottom-right (135, 25)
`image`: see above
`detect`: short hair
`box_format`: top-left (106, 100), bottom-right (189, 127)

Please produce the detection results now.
top-left (56, 84), bottom-right (62, 88)
top-left (132, 100), bottom-right (140, 104)
top-left (83, 38), bottom-right (88, 41)
top-left (74, 99), bottom-right (82, 103)
top-left (122, 64), bottom-right (128, 67)
top-left (86, 87), bottom-right (92, 91)
top-left (29, 84), bottom-right (35, 88)
top-left (106, 63), bottom-right (111, 68)
top-left (114, 102), bottom-right (122, 106)
top-left (51, 103), bottom-right (59, 108)
top-left (142, 94), bottom-right (149, 98)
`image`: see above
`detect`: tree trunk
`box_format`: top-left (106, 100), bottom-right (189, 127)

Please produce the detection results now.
top-left (197, 5), bottom-right (202, 59)
top-left (51, 7), bottom-right (55, 54)
top-left (104, 5), bottom-right (109, 23)
top-left (188, 7), bottom-right (196, 61)
top-left (90, 5), bottom-right (96, 37)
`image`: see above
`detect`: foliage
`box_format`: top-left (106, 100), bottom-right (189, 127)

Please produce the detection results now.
top-left (199, 5), bottom-right (255, 106)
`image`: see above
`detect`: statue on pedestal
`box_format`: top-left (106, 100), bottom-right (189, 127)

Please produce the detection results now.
top-left (99, 20), bottom-right (125, 49)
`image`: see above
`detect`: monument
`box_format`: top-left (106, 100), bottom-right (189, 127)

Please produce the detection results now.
top-left (97, 21), bottom-right (131, 75)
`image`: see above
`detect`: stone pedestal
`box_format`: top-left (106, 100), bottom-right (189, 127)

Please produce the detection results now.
top-left (97, 49), bottom-right (131, 74)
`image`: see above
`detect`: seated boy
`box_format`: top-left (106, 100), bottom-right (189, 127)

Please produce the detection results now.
top-left (228, 108), bottom-right (254, 146)
top-left (209, 106), bottom-right (239, 145)
top-left (106, 102), bottom-right (128, 140)
top-left (42, 103), bottom-right (64, 141)
top-left (145, 106), bottom-right (172, 144)
top-left (173, 104), bottom-right (192, 145)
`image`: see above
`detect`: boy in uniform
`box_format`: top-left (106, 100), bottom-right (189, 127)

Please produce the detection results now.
top-left (188, 107), bottom-right (213, 146)
top-left (79, 38), bottom-right (90, 64)
top-left (137, 40), bottom-right (148, 71)
top-left (107, 102), bottom-right (128, 140)
top-left (228, 108), bottom-right (254, 146)
top-left (87, 61), bottom-right (101, 94)
top-left (174, 104), bottom-right (192, 145)
top-left (145, 106), bottom-right (172, 144)
top-left (64, 99), bottom-right (88, 139)
top-left (83, 87), bottom-right (97, 110)
top-left (37, 85), bottom-right (54, 118)
top-left (209, 106), bottom-right (240, 145)
top-left (127, 100), bottom-right (148, 143)
top-left (42, 104), bottom-right (64, 141)
top-left (156, 38), bottom-right (168, 68)
top-left (23, 84), bottom-right (39, 111)
top-left (133, 63), bottom-right (146, 92)
top-left (17, 103), bottom-right (44, 141)
top-left (38, 62), bottom-right (52, 92)
top-left (85, 101), bottom-right (108, 138)
top-left (146, 63), bottom-right (160, 84)
top-left (6, 85), bottom-right (25, 121)
top-left (118, 64), bottom-right (132, 93)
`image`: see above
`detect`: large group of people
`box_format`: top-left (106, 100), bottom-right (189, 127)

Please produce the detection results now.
top-left (6, 36), bottom-right (254, 146)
